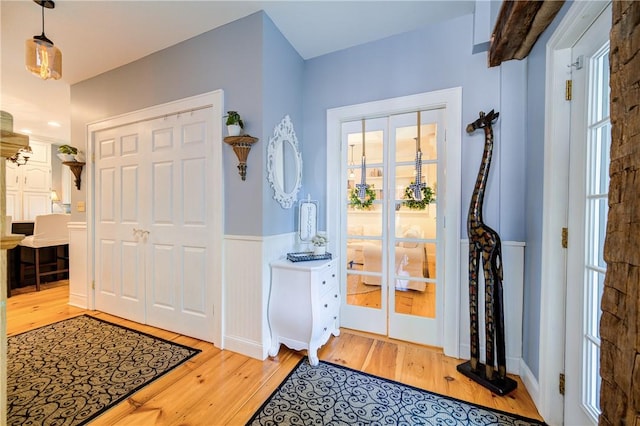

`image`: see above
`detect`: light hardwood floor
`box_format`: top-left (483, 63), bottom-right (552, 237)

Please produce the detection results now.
top-left (6, 284), bottom-right (544, 425)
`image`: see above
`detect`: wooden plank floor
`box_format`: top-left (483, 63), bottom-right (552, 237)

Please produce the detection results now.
top-left (6, 284), bottom-right (544, 425)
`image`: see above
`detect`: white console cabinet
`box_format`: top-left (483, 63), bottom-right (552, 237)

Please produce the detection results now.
top-left (268, 257), bottom-right (340, 365)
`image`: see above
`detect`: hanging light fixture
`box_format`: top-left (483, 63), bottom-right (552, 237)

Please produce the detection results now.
top-left (7, 146), bottom-right (33, 166)
top-left (25, 0), bottom-right (62, 80)
top-left (348, 144), bottom-right (355, 179)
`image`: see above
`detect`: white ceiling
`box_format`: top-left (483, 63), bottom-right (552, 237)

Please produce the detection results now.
top-left (0, 1), bottom-right (475, 144)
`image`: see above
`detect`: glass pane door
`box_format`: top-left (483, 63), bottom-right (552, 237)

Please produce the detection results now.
top-left (582, 41), bottom-right (609, 420)
top-left (341, 109), bottom-right (444, 347)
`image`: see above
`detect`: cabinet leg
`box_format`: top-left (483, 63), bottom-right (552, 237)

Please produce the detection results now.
top-left (268, 342), bottom-right (280, 357)
top-left (332, 327), bottom-right (341, 337)
top-left (308, 346), bottom-right (319, 366)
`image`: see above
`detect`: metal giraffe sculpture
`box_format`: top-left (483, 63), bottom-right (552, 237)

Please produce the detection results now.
top-left (458, 110), bottom-right (516, 395)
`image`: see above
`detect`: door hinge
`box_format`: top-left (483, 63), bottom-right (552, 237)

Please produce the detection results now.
top-left (92, 280), bottom-right (95, 290)
top-left (562, 227), bottom-right (568, 249)
top-left (565, 80), bottom-right (572, 101)
top-left (559, 372), bottom-right (566, 395)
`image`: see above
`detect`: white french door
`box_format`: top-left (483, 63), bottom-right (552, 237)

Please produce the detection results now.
top-left (340, 109), bottom-right (445, 347)
top-left (92, 97), bottom-right (221, 343)
top-left (328, 89), bottom-right (462, 355)
top-left (565, 3), bottom-right (611, 424)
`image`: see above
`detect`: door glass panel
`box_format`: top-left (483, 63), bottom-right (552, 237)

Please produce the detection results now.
top-left (346, 118), bottom-right (384, 309)
top-left (582, 42), bottom-right (609, 419)
top-left (395, 122), bottom-right (437, 162)
top-left (342, 108), bottom-right (443, 338)
top-left (391, 111), bottom-right (439, 320)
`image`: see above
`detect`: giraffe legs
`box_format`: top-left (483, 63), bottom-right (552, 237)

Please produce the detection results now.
top-left (492, 244), bottom-right (507, 379)
top-left (468, 243), bottom-right (481, 371)
top-left (481, 242), bottom-right (507, 381)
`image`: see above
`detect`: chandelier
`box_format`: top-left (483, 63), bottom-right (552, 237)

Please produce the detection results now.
top-left (25, 0), bottom-right (62, 80)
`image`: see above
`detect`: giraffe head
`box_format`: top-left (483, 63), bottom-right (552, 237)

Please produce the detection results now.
top-left (466, 110), bottom-right (499, 134)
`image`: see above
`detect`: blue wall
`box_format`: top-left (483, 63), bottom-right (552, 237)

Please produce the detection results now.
top-left (523, 0), bottom-right (572, 379)
top-left (302, 13), bottom-right (526, 241)
top-left (71, 12), bottom-right (304, 237)
top-left (261, 14), bottom-right (305, 235)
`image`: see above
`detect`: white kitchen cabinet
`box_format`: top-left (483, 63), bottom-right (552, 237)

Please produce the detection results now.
top-left (268, 257), bottom-right (340, 365)
top-left (5, 140), bottom-right (52, 220)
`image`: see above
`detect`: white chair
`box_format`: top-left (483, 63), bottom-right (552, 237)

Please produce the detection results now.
top-left (19, 214), bottom-right (70, 291)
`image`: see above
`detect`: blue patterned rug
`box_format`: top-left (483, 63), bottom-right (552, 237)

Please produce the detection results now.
top-left (248, 358), bottom-right (545, 425)
top-left (7, 315), bottom-right (201, 425)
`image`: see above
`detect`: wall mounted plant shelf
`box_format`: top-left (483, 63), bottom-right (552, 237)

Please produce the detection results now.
top-left (224, 135), bottom-right (258, 181)
top-left (63, 161), bottom-right (85, 190)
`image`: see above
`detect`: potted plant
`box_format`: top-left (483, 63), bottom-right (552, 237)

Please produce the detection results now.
top-left (311, 233), bottom-right (329, 255)
top-left (225, 111), bottom-right (244, 136)
top-left (57, 144), bottom-right (78, 162)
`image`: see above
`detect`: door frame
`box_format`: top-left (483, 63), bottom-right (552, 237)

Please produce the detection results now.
top-left (85, 90), bottom-right (225, 347)
top-left (326, 87), bottom-right (462, 357)
top-left (539, 2), bottom-right (610, 423)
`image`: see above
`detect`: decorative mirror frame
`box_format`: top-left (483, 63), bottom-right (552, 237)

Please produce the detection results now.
top-left (267, 115), bottom-right (303, 209)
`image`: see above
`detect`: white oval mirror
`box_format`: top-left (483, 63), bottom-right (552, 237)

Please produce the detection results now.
top-left (267, 115), bottom-right (302, 209)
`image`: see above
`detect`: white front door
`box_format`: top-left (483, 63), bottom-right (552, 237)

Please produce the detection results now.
top-left (93, 101), bottom-right (219, 343)
top-left (565, 3), bottom-right (611, 424)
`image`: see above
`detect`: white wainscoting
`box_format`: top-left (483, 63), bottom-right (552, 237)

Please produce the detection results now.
top-left (458, 240), bottom-right (525, 375)
top-left (223, 232), bottom-right (297, 360)
top-left (68, 222), bottom-right (88, 309)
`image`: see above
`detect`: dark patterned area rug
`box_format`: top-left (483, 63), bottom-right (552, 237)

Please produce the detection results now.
top-left (248, 358), bottom-right (546, 425)
top-left (7, 314), bottom-right (201, 425)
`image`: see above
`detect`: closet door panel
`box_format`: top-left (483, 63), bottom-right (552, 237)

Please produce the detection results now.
top-left (94, 124), bottom-right (146, 324)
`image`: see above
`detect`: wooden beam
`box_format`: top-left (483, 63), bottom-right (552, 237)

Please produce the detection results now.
top-left (489, 0), bottom-right (565, 67)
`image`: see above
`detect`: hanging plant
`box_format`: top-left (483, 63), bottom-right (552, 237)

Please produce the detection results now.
top-left (403, 183), bottom-right (435, 210)
top-left (350, 185), bottom-right (376, 210)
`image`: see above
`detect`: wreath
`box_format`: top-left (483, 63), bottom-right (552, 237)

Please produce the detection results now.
top-left (403, 183), bottom-right (435, 210)
top-left (349, 184), bottom-right (376, 210)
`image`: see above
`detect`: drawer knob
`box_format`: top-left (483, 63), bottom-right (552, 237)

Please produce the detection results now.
top-left (332, 274), bottom-right (335, 278)
top-left (324, 304), bottom-right (328, 308)
top-left (334, 294), bottom-right (338, 298)
top-left (322, 280), bottom-right (326, 285)
top-left (323, 327), bottom-right (328, 331)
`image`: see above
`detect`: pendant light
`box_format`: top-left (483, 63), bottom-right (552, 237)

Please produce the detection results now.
top-left (25, 0), bottom-right (62, 80)
top-left (348, 144), bottom-right (355, 179)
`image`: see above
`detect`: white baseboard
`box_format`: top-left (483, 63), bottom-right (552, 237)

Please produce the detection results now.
top-left (520, 359), bottom-right (541, 414)
top-left (224, 334), bottom-right (268, 361)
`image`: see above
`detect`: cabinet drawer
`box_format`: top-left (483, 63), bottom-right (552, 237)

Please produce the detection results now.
top-left (320, 290), bottom-right (340, 316)
top-left (318, 263), bottom-right (338, 296)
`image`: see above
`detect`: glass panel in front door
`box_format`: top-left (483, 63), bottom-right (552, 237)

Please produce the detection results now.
top-left (582, 42), bottom-right (609, 419)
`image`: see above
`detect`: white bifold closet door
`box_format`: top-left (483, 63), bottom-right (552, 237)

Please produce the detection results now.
top-left (94, 108), bottom-right (215, 342)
